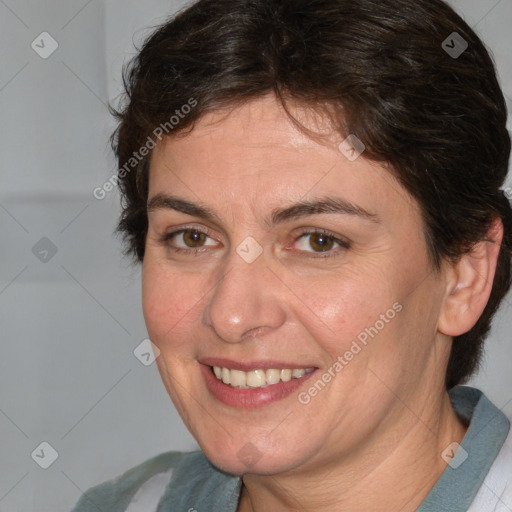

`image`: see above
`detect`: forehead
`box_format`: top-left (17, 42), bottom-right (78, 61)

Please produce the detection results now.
top-left (152, 96), bottom-right (338, 174)
top-left (148, 94), bottom-right (417, 225)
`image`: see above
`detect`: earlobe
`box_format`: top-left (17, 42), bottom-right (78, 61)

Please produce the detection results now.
top-left (438, 219), bottom-right (504, 337)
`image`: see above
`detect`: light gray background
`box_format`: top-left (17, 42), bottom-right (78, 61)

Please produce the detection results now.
top-left (0, 1), bottom-right (511, 510)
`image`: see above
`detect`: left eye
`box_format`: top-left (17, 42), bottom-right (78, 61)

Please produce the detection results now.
top-left (294, 231), bottom-right (347, 253)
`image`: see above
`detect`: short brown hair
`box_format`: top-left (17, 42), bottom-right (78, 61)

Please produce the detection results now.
top-left (111, 0), bottom-right (512, 389)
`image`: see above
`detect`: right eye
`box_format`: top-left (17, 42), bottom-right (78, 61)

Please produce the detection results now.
top-left (160, 227), bottom-right (220, 253)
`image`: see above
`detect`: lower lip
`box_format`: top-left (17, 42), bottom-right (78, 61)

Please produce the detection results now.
top-left (200, 364), bottom-right (317, 409)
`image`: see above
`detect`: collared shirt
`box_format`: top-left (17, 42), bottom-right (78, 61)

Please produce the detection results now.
top-left (71, 386), bottom-right (512, 512)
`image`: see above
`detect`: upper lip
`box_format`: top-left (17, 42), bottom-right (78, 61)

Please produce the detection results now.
top-left (200, 357), bottom-right (317, 372)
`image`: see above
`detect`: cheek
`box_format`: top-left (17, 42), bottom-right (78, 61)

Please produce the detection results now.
top-left (142, 261), bottom-right (205, 347)
top-left (286, 264), bottom-right (401, 352)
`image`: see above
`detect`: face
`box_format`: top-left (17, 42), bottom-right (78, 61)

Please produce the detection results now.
top-left (142, 94), bottom-right (450, 476)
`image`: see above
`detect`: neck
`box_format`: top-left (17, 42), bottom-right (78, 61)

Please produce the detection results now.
top-left (237, 390), bottom-right (467, 512)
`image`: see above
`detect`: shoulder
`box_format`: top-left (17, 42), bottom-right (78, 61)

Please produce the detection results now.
top-left (70, 451), bottom-right (207, 512)
top-left (468, 425), bottom-right (512, 511)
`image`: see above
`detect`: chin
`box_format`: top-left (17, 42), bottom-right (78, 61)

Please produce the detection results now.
top-left (198, 437), bottom-right (308, 476)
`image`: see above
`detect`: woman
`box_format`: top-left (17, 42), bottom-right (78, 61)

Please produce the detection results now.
top-left (73, 0), bottom-right (512, 510)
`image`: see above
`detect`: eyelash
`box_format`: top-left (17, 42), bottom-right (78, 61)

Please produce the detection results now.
top-left (159, 226), bottom-right (217, 256)
top-left (292, 228), bottom-right (351, 258)
top-left (159, 226), bottom-right (351, 258)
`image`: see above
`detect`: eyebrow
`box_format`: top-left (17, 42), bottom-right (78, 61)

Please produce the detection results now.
top-left (147, 193), bottom-right (380, 226)
top-left (269, 197), bottom-right (380, 225)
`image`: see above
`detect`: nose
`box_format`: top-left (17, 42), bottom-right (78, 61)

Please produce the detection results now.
top-left (202, 250), bottom-right (286, 343)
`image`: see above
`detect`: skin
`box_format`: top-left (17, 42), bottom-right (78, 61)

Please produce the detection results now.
top-left (142, 93), bottom-right (502, 511)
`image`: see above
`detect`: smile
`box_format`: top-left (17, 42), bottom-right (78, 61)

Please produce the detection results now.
top-left (212, 366), bottom-right (315, 389)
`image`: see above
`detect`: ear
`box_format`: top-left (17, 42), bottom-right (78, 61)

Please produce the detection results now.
top-left (438, 219), bottom-right (504, 337)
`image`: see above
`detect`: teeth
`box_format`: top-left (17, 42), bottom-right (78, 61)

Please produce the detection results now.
top-left (280, 369), bottom-right (292, 382)
top-left (247, 369), bottom-right (265, 388)
top-left (266, 369), bottom-right (281, 385)
top-left (212, 365), bottom-right (314, 389)
top-left (230, 370), bottom-right (246, 388)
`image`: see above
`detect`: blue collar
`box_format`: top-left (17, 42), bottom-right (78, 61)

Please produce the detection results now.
top-left (418, 386), bottom-right (510, 511)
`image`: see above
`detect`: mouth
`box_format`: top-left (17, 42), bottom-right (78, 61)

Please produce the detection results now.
top-left (199, 359), bottom-right (318, 408)
top-left (212, 365), bottom-right (315, 389)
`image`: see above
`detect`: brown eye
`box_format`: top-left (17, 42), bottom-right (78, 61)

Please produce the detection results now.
top-left (162, 228), bottom-right (218, 251)
top-left (293, 230), bottom-right (350, 256)
top-left (182, 229), bottom-right (208, 247)
top-left (308, 232), bottom-right (335, 252)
